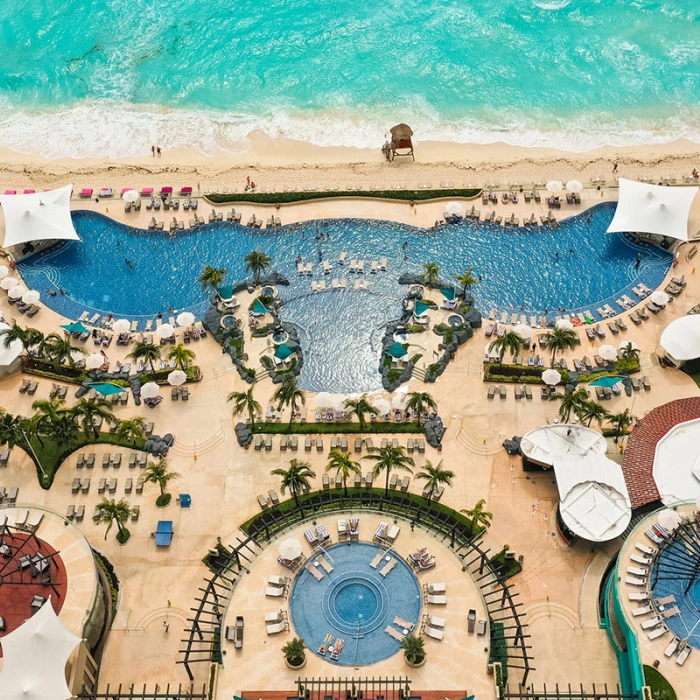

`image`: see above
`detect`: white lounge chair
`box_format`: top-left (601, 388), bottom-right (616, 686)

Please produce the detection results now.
top-left (426, 615), bottom-right (445, 629)
top-left (265, 586), bottom-right (285, 597)
top-left (266, 620), bottom-right (287, 635)
top-left (424, 625), bottom-right (443, 641)
top-left (426, 594), bottom-right (447, 605)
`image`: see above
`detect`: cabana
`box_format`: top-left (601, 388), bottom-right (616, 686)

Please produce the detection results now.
top-left (0, 185), bottom-right (80, 260)
top-left (252, 299), bottom-right (269, 315)
top-left (659, 314), bottom-right (700, 366)
top-left (385, 124), bottom-right (415, 162)
top-left (387, 342), bottom-right (408, 359)
top-left (274, 343), bottom-right (294, 361)
top-left (607, 178), bottom-right (698, 242)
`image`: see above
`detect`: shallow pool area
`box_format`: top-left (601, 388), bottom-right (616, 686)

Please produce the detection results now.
top-left (17, 205), bottom-right (672, 392)
top-left (290, 542), bottom-right (421, 666)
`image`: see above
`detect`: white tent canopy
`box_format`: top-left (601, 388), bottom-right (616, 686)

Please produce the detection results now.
top-left (0, 185), bottom-right (80, 250)
top-left (520, 424), bottom-right (607, 468)
top-left (607, 178), bottom-right (698, 241)
top-left (652, 418), bottom-right (700, 506)
top-left (659, 314), bottom-right (700, 362)
top-left (0, 598), bottom-right (82, 700)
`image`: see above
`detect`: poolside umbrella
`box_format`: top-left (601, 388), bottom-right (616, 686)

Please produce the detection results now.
top-left (167, 370), bottom-right (187, 386)
top-left (252, 299), bottom-right (268, 315)
top-left (599, 344), bottom-right (618, 361)
top-left (513, 324), bottom-right (532, 341)
top-left (141, 382), bottom-right (160, 399)
top-left (440, 288), bottom-right (455, 301)
top-left (279, 539), bottom-right (303, 561)
top-left (0, 265), bottom-right (8, 279)
top-left (0, 277), bottom-right (18, 290)
top-left (566, 180), bottom-right (584, 193)
top-left (21, 289), bottom-right (40, 304)
top-left (555, 318), bottom-right (574, 330)
top-left (546, 180), bottom-right (563, 193)
top-left (618, 340), bottom-right (638, 353)
top-left (542, 369), bottom-right (561, 386)
top-left (316, 392), bottom-right (334, 408)
top-left (274, 343), bottom-right (294, 361)
top-left (69, 348), bottom-right (85, 364)
top-left (650, 290), bottom-right (670, 307)
top-left (60, 321), bottom-right (89, 334)
top-left (372, 398), bottom-right (391, 414)
top-left (176, 311), bottom-right (195, 327)
top-left (8, 285), bottom-right (27, 299)
top-left (156, 323), bottom-right (174, 339)
top-left (392, 392), bottom-right (409, 409)
top-left (112, 319), bottom-right (131, 334)
top-left (90, 382), bottom-right (125, 397)
top-left (390, 124), bottom-right (413, 139)
top-left (387, 342), bottom-right (408, 358)
top-left (414, 300), bottom-right (431, 316)
top-left (86, 353), bottom-right (105, 370)
top-left (123, 189), bottom-right (139, 203)
top-left (657, 509), bottom-right (682, 531)
top-left (445, 202), bottom-right (463, 217)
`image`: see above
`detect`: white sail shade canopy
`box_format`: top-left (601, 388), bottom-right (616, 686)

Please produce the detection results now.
top-left (607, 178), bottom-right (698, 241)
top-left (660, 315), bottom-right (700, 362)
top-left (0, 185), bottom-right (80, 250)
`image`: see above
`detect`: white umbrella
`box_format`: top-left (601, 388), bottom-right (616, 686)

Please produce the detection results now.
top-left (176, 311), bottom-right (195, 327)
top-left (155, 323), bottom-right (174, 339)
top-left (8, 285), bottom-right (27, 300)
top-left (392, 393), bottom-right (409, 409)
top-left (0, 265), bottom-right (9, 279)
top-left (618, 340), bottom-right (638, 352)
top-left (546, 180), bottom-right (563, 194)
top-left (21, 289), bottom-right (40, 305)
top-left (316, 392), bottom-right (334, 408)
top-left (86, 353), bottom-right (105, 370)
top-left (445, 201), bottom-right (463, 217)
top-left (657, 509), bottom-right (682, 531)
top-left (0, 277), bottom-right (17, 290)
top-left (566, 180), bottom-right (583, 193)
top-left (140, 382), bottom-right (160, 399)
top-left (372, 398), bottom-right (391, 414)
top-left (555, 318), bottom-right (574, 330)
top-left (542, 369), bottom-right (561, 386)
top-left (69, 349), bottom-right (85, 363)
top-left (167, 369), bottom-right (187, 386)
top-left (112, 319), bottom-right (131, 334)
top-left (513, 324), bottom-right (533, 341)
top-left (599, 344), bottom-right (618, 361)
top-left (279, 539), bottom-right (303, 560)
top-left (123, 189), bottom-right (139, 203)
top-left (650, 290), bottom-right (670, 307)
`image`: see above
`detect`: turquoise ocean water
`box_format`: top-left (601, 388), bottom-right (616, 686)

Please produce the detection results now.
top-left (0, 0), bottom-right (698, 158)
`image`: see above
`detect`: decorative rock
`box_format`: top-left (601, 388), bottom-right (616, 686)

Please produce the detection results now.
top-left (424, 417), bottom-right (445, 447)
top-left (235, 422), bottom-right (253, 447)
top-left (502, 438), bottom-right (522, 455)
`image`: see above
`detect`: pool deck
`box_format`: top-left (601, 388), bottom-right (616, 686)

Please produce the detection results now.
top-left (1, 192), bottom-right (700, 697)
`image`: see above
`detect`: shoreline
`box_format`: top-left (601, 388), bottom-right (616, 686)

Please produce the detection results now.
top-left (0, 132), bottom-right (699, 194)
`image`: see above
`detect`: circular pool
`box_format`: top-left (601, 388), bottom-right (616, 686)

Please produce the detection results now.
top-left (220, 314), bottom-right (238, 329)
top-left (290, 542), bottom-right (421, 665)
top-left (448, 314), bottom-right (464, 328)
top-left (262, 285), bottom-right (278, 298)
top-left (272, 328), bottom-right (289, 345)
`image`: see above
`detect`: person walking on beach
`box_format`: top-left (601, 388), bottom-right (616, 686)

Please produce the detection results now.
top-left (612, 161), bottom-right (618, 174)
top-left (151, 145), bottom-right (155, 157)
top-left (156, 146), bottom-right (161, 157)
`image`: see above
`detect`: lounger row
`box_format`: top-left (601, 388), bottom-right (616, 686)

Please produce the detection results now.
top-left (3, 508), bottom-right (43, 532)
top-left (487, 385), bottom-right (533, 400)
top-left (0, 487), bottom-right (19, 504)
top-left (76, 452), bottom-right (149, 468)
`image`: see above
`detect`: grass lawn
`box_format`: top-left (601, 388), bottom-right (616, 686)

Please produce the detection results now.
top-left (643, 665), bottom-right (677, 700)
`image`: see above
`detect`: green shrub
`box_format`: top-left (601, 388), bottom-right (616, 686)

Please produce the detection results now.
top-left (406, 324), bottom-right (425, 333)
top-left (92, 550), bottom-right (120, 620)
top-left (207, 188), bottom-right (481, 205)
top-left (139, 365), bottom-right (201, 384)
top-left (251, 422), bottom-right (424, 435)
top-left (643, 665), bottom-right (677, 700)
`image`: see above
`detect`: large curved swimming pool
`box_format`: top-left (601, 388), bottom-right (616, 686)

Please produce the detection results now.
top-left (17, 204), bottom-right (672, 392)
top-left (289, 542), bottom-right (421, 666)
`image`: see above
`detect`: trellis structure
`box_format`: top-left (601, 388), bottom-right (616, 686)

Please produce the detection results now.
top-left (502, 683), bottom-right (639, 699)
top-left (294, 676), bottom-right (412, 700)
top-left (77, 683), bottom-right (207, 700)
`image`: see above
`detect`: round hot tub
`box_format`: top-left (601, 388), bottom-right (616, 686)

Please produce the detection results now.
top-left (448, 314), bottom-right (465, 328)
top-left (220, 314), bottom-right (238, 329)
top-left (272, 328), bottom-right (289, 345)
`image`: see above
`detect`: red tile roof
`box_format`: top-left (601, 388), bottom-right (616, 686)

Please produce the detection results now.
top-left (623, 398), bottom-right (700, 508)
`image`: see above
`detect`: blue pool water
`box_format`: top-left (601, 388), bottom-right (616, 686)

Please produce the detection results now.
top-left (0, 1), bottom-right (698, 158)
top-left (18, 205), bottom-right (672, 392)
top-left (290, 542), bottom-right (421, 666)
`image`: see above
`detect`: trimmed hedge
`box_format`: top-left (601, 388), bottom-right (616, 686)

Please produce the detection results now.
top-left (206, 188), bottom-right (482, 205)
top-left (643, 665), bottom-right (677, 700)
top-left (251, 421), bottom-right (425, 435)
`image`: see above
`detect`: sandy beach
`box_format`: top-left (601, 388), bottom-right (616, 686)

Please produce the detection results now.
top-left (0, 132), bottom-right (699, 195)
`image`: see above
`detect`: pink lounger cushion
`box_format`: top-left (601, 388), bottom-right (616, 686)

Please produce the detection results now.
top-left (180, 186), bottom-right (193, 194)
top-left (141, 187), bottom-right (154, 195)
top-left (23, 189), bottom-right (35, 194)
top-left (4, 190), bottom-right (17, 195)
top-left (79, 189), bottom-right (93, 196)
top-left (160, 186), bottom-right (173, 194)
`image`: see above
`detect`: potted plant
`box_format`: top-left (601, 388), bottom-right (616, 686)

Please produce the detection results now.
top-left (282, 637), bottom-right (307, 670)
top-left (401, 634), bottom-right (426, 668)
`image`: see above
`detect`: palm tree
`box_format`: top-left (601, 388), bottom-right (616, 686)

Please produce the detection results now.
top-left (47, 413), bottom-right (81, 446)
top-left (30, 396), bottom-right (67, 446)
top-left (128, 340), bottom-right (162, 373)
top-left (271, 459), bottom-right (315, 514)
top-left (142, 458), bottom-right (180, 506)
top-left (364, 444), bottom-right (414, 498)
top-left (343, 394), bottom-right (378, 430)
top-left (115, 417), bottom-right (147, 444)
top-left (228, 386), bottom-right (261, 428)
top-left (0, 410), bottom-right (28, 450)
top-left (46, 335), bottom-right (83, 369)
top-left (273, 374), bottom-right (306, 427)
top-left (94, 498), bottom-right (134, 543)
top-left (244, 250), bottom-right (273, 284)
top-left (421, 262), bottom-right (440, 288)
top-left (578, 400), bottom-right (610, 428)
top-left (71, 398), bottom-right (116, 439)
top-left (488, 331), bottom-right (525, 363)
top-left (619, 343), bottom-right (640, 362)
top-left (415, 459), bottom-right (454, 503)
top-left (0, 321), bottom-right (28, 350)
top-left (549, 387), bottom-right (588, 423)
top-left (405, 391), bottom-right (438, 425)
top-left (453, 267), bottom-right (479, 296)
top-left (198, 264), bottom-right (227, 293)
top-left (168, 343), bottom-right (195, 370)
top-left (609, 409), bottom-right (635, 444)
top-left (542, 328), bottom-right (578, 366)
top-left (400, 635), bottom-right (426, 665)
top-left (461, 498), bottom-right (493, 536)
top-left (326, 449), bottom-right (361, 496)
